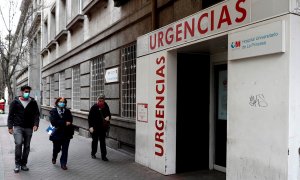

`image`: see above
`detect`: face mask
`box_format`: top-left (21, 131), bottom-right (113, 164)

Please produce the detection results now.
top-left (98, 102), bottom-right (104, 108)
top-left (58, 102), bottom-right (65, 108)
top-left (23, 93), bottom-right (30, 99)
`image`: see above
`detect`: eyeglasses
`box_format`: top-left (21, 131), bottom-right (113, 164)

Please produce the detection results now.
top-left (24, 91), bottom-right (30, 93)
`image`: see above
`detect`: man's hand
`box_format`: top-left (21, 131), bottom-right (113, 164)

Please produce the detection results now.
top-left (105, 116), bottom-right (110, 121)
top-left (33, 126), bottom-right (38, 132)
top-left (66, 121), bottom-right (71, 126)
top-left (89, 127), bottom-right (94, 133)
top-left (8, 128), bottom-right (13, 134)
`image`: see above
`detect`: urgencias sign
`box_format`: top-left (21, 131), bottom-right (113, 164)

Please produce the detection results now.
top-left (139, 0), bottom-right (250, 55)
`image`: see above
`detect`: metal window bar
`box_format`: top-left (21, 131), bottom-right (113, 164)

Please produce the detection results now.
top-left (50, 75), bottom-right (55, 107)
top-left (121, 43), bottom-right (136, 118)
top-left (90, 55), bottom-right (105, 107)
top-left (42, 78), bottom-right (47, 105)
top-left (72, 65), bottom-right (81, 110)
top-left (59, 71), bottom-right (66, 97)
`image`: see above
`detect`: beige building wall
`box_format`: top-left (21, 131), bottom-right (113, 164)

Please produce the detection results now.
top-left (40, 0), bottom-right (212, 152)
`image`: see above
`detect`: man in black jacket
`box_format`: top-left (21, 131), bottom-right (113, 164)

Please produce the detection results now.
top-left (7, 85), bottom-right (40, 173)
top-left (88, 94), bottom-right (111, 161)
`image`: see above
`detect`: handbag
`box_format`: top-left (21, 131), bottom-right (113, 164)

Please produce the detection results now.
top-left (103, 120), bottom-right (110, 137)
top-left (103, 120), bottom-right (110, 132)
top-left (46, 125), bottom-right (56, 136)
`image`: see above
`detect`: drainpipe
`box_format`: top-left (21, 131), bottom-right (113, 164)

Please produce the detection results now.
top-left (151, 0), bottom-right (158, 30)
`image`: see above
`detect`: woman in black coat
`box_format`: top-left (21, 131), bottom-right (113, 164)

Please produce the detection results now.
top-left (49, 97), bottom-right (74, 170)
top-left (88, 94), bottom-right (111, 161)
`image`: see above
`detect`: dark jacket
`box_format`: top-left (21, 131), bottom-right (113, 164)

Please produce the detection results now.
top-left (7, 96), bottom-right (40, 129)
top-left (101, 102), bottom-right (111, 120)
top-left (88, 102), bottom-right (111, 131)
top-left (49, 107), bottom-right (74, 141)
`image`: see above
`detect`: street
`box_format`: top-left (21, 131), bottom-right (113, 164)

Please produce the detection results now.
top-left (0, 110), bottom-right (225, 180)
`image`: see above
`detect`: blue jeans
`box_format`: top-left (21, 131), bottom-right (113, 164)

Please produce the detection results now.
top-left (13, 126), bottom-right (33, 166)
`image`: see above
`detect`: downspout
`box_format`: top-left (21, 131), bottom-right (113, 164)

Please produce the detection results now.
top-left (151, 0), bottom-right (158, 30)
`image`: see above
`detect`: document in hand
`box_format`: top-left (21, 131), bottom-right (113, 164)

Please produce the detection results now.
top-left (46, 125), bottom-right (56, 136)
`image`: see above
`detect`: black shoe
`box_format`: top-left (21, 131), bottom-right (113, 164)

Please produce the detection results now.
top-left (61, 165), bottom-right (68, 170)
top-left (52, 159), bottom-right (56, 164)
top-left (91, 154), bottom-right (96, 159)
top-left (14, 165), bottom-right (20, 173)
top-left (102, 157), bottom-right (108, 161)
top-left (21, 165), bottom-right (29, 171)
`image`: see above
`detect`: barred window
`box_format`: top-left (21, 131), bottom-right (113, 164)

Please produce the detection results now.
top-left (90, 55), bottom-right (105, 107)
top-left (50, 75), bottom-right (55, 107)
top-left (59, 71), bottom-right (66, 97)
top-left (42, 78), bottom-right (47, 105)
top-left (121, 43), bottom-right (136, 118)
top-left (72, 65), bottom-right (81, 110)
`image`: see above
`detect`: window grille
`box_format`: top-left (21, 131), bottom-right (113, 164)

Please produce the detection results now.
top-left (121, 43), bottom-right (136, 118)
top-left (42, 78), bottom-right (47, 105)
top-left (59, 71), bottom-right (66, 97)
top-left (90, 55), bottom-right (105, 107)
top-left (72, 65), bottom-right (81, 110)
top-left (50, 75), bottom-right (55, 106)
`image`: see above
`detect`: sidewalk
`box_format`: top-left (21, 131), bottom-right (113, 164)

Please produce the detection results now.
top-left (0, 110), bottom-right (225, 180)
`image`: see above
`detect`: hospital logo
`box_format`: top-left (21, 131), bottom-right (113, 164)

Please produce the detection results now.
top-left (231, 41), bottom-right (241, 49)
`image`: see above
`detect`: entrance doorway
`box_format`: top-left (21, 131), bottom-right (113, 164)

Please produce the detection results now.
top-left (176, 53), bottom-right (210, 173)
top-left (214, 65), bottom-right (227, 169)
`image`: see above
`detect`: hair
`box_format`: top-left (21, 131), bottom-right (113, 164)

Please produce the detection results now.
top-left (97, 94), bottom-right (105, 100)
top-left (21, 85), bottom-right (32, 91)
top-left (55, 97), bottom-right (67, 106)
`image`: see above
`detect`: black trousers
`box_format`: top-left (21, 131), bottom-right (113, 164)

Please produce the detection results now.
top-left (52, 139), bottom-right (70, 166)
top-left (91, 130), bottom-right (107, 158)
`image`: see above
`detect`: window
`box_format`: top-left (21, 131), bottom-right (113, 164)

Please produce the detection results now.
top-left (42, 78), bottom-right (47, 105)
top-left (121, 43), bottom-right (136, 118)
top-left (70, 0), bottom-right (81, 20)
top-left (43, 20), bottom-right (48, 47)
top-left (72, 65), bottom-right (81, 110)
top-left (59, 71), bottom-right (66, 97)
top-left (50, 4), bottom-right (56, 41)
top-left (90, 55), bottom-right (105, 107)
top-left (50, 75), bottom-right (55, 106)
top-left (114, 0), bottom-right (130, 7)
top-left (59, 0), bottom-right (67, 31)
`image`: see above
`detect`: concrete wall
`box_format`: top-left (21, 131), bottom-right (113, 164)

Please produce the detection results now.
top-left (70, 26), bottom-right (84, 49)
top-left (41, 0), bottom-right (248, 155)
top-left (288, 14), bottom-right (300, 180)
top-left (43, 0), bottom-right (206, 65)
top-left (28, 33), bottom-right (42, 107)
top-left (227, 16), bottom-right (289, 180)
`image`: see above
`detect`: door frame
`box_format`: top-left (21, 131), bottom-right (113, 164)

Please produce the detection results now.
top-left (210, 63), bottom-right (227, 173)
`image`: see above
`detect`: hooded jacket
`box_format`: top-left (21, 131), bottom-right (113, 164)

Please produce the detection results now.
top-left (7, 96), bottom-right (40, 129)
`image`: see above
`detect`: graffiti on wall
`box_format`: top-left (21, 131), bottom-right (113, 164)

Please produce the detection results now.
top-left (249, 94), bottom-right (268, 107)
